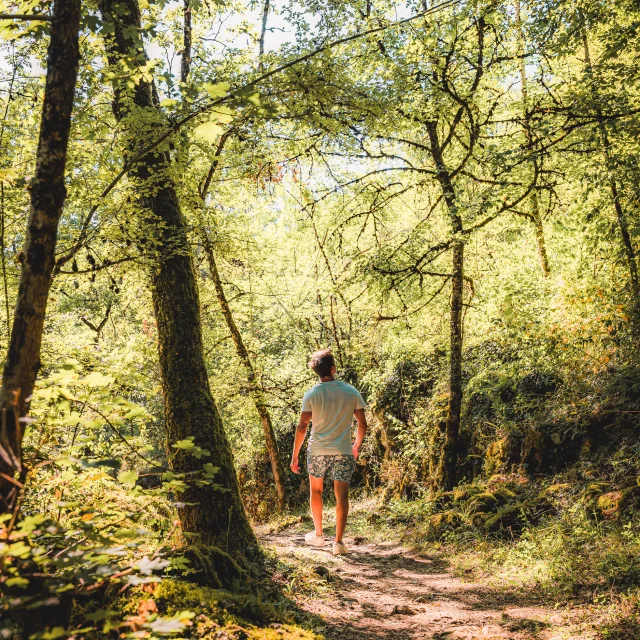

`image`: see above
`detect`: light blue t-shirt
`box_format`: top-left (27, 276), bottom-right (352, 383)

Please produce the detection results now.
top-left (301, 380), bottom-right (366, 455)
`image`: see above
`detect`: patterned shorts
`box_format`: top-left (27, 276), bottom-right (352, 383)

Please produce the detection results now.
top-left (307, 453), bottom-right (356, 484)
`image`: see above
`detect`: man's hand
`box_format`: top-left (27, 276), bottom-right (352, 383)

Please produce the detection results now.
top-left (352, 408), bottom-right (367, 462)
top-left (292, 411), bottom-right (311, 474)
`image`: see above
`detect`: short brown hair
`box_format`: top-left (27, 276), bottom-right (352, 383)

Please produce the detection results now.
top-left (308, 348), bottom-right (335, 378)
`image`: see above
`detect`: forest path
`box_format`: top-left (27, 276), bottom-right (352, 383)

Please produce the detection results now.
top-left (260, 527), bottom-right (589, 640)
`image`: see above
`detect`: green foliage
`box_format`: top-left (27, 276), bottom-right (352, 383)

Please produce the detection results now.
top-left (0, 368), bottom-right (231, 637)
top-left (3, 0), bottom-right (640, 634)
top-left (110, 579), bottom-right (320, 638)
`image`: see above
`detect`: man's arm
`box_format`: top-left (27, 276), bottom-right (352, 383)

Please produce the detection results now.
top-left (291, 411), bottom-right (311, 474)
top-left (352, 408), bottom-right (367, 460)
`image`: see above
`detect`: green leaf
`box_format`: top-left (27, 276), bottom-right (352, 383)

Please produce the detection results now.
top-left (193, 121), bottom-right (224, 143)
top-left (118, 470), bottom-right (138, 486)
top-left (236, 85), bottom-right (260, 106)
top-left (172, 438), bottom-right (195, 450)
top-left (160, 98), bottom-right (178, 108)
top-left (123, 405), bottom-right (148, 419)
top-left (85, 609), bottom-right (118, 622)
top-left (39, 627), bottom-right (68, 640)
top-left (203, 81), bottom-right (230, 98)
top-left (81, 372), bottom-right (114, 387)
top-left (6, 576), bottom-right (29, 588)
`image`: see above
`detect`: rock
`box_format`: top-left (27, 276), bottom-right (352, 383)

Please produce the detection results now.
top-left (452, 484), bottom-right (483, 502)
top-left (491, 486), bottom-right (518, 504)
top-left (484, 496), bottom-right (554, 535)
top-left (468, 492), bottom-right (499, 513)
top-left (415, 593), bottom-right (436, 603)
top-left (426, 510), bottom-right (462, 540)
top-left (313, 565), bottom-right (330, 577)
top-left (503, 617), bottom-right (549, 632)
top-left (582, 482), bottom-right (611, 511)
top-left (391, 605), bottom-right (417, 615)
top-left (596, 486), bottom-right (640, 519)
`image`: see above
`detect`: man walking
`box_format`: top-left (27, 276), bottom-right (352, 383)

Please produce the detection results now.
top-left (290, 348), bottom-right (367, 555)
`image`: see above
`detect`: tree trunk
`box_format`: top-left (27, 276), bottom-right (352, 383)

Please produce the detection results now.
top-left (201, 232), bottom-right (288, 509)
top-left (582, 28), bottom-right (640, 298)
top-left (0, 0), bottom-right (81, 510)
top-left (99, 0), bottom-right (256, 556)
top-left (181, 0), bottom-right (192, 84)
top-left (426, 121), bottom-right (463, 491)
top-left (259, 0), bottom-right (270, 59)
top-left (515, 0), bottom-right (551, 277)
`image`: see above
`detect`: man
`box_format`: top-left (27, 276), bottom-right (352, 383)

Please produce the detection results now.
top-left (290, 348), bottom-right (367, 555)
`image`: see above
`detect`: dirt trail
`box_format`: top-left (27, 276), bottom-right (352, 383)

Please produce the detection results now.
top-left (261, 529), bottom-right (588, 640)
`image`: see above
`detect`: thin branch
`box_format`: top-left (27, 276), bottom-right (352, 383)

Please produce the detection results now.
top-left (0, 14), bottom-right (53, 20)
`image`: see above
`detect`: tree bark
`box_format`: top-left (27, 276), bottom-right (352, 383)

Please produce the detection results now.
top-left (0, 0), bottom-right (81, 510)
top-left (515, 0), bottom-right (551, 277)
top-left (259, 0), bottom-right (270, 59)
top-left (426, 121), bottom-right (463, 491)
top-left (181, 0), bottom-right (192, 84)
top-left (99, 0), bottom-right (256, 556)
top-left (200, 232), bottom-right (288, 509)
top-left (582, 28), bottom-right (640, 298)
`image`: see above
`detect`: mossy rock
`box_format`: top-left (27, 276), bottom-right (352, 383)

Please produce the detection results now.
top-left (452, 484), bottom-right (484, 503)
top-left (492, 487), bottom-right (518, 504)
top-left (541, 483), bottom-right (572, 499)
top-left (485, 439), bottom-right (509, 476)
top-left (597, 491), bottom-right (624, 519)
top-left (431, 490), bottom-right (454, 510)
top-left (468, 492), bottom-right (499, 513)
top-left (486, 473), bottom-right (528, 494)
top-left (484, 503), bottom-right (527, 534)
top-left (596, 486), bottom-right (640, 519)
top-left (471, 512), bottom-right (491, 528)
top-left (177, 545), bottom-right (244, 590)
top-left (153, 579), bottom-right (271, 625)
top-left (582, 482), bottom-right (613, 512)
top-left (526, 496), bottom-right (555, 519)
top-left (426, 510), bottom-right (462, 539)
top-left (484, 497), bottom-right (554, 536)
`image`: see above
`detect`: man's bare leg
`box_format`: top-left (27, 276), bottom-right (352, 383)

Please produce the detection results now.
top-left (334, 480), bottom-right (349, 543)
top-left (309, 475), bottom-right (324, 536)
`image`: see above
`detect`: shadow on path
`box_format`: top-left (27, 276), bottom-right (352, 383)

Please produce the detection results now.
top-left (261, 530), bottom-right (577, 640)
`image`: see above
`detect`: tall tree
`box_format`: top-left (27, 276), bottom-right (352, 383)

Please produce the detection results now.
top-left (99, 0), bottom-right (256, 555)
top-left (515, 0), bottom-right (551, 277)
top-left (201, 229), bottom-right (288, 509)
top-left (0, 0), bottom-right (81, 511)
top-left (581, 25), bottom-right (640, 298)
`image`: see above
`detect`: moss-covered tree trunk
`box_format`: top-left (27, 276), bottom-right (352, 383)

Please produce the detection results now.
top-left (426, 121), bottom-right (463, 491)
top-left (0, 0), bottom-right (81, 510)
top-left (99, 0), bottom-right (256, 556)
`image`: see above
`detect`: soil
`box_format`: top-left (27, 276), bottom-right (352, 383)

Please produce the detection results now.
top-left (260, 528), bottom-right (594, 640)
